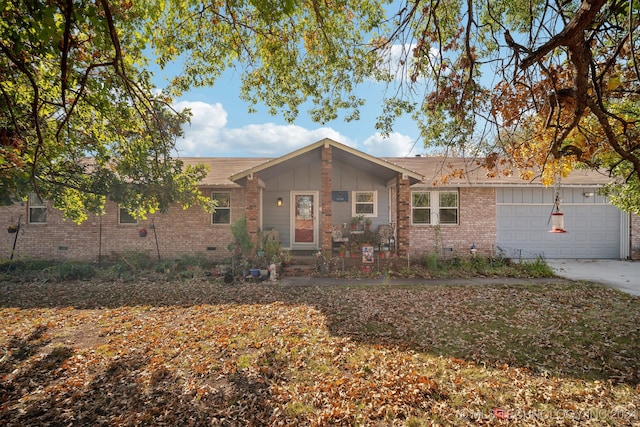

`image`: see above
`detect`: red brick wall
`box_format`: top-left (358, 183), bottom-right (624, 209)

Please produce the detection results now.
top-left (632, 213), bottom-right (640, 260)
top-left (0, 189), bottom-right (244, 263)
top-left (245, 175), bottom-right (260, 256)
top-left (321, 145), bottom-right (333, 252)
top-left (396, 174), bottom-right (411, 257)
top-left (409, 187), bottom-right (496, 258)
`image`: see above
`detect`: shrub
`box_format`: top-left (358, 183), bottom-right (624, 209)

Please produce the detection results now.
top-left (174, 252), bottom-right (213, 271)
top-left (422, 252), bottom-right (439, 270)
top-left (516, 257), bottom-right (555, 277)
top-left (40, 262), bottom-right (96, 281)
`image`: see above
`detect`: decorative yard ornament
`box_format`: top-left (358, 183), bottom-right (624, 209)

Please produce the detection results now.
top-left (269, 263), bottom-right (277, 282)
top-left (549, 183), bottom-right (567, 233)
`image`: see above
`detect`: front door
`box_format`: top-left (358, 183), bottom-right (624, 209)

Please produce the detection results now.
top-left (291, 192), bottom-right (318, 248)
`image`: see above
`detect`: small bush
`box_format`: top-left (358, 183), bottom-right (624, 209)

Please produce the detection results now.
top-left (422, 252), bottom-right (439, 270)
top-left (40, 262), bottom-right (96, 281)
top-left (174, 253), bottom-right (213, 271)
top-left (516, 257), bottom-right (555, 277)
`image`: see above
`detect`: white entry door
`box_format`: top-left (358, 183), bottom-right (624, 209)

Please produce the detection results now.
top-left (291, 192), bottom-right (318, 248)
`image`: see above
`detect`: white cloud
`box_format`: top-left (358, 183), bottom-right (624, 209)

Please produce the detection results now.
top-left (374, 43), bottom-right (440, 82)
top-left (172, 100), bottom-right (358, 157)
top-left (363, 132), bottom-right (420, 157)
top-left (171, 100), bottom-right (419, 159)
top-left (173, 101), bottom-right (227, 155)
top-left (220, 124), bottom-right (355, 156)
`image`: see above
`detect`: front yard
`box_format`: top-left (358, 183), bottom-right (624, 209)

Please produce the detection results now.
top-left (1, 277), bottom-right (639, 426)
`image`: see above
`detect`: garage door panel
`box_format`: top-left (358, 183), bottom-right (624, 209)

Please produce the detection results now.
top-left (497, 201), bottom-right (620, 259)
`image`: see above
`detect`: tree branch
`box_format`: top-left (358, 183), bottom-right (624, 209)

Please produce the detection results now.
top-left (520, 0), bottom-right (608, 69)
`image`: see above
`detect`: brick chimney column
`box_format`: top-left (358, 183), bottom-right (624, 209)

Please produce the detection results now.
top-left (396, 173), bottom-right (411, 257)
top-left (245, 174), bottom-right (260, 255)
top-left (321, 145), bottom-right (333, 252)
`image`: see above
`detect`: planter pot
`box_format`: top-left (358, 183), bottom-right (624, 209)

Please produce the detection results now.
top-left (139, 230), bottom-right (147, 237)
top-left (7, 226), bottom-right (17, 233)
top-left (250, 268), bottom-right (261, 278)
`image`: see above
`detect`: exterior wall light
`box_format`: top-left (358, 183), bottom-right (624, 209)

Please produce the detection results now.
top-left (277, 197), bottom-right (283, 207)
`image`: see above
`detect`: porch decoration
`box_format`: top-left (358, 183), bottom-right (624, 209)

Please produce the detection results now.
top-left (548, 182), bottom-right (567, 233)
top-left (268, 263), bottom-right (278, 281)
top-left (362, 245), bottom-right (374, 263)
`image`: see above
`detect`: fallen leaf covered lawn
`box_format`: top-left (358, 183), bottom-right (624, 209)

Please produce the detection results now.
top-left (1, 278), bottom-right (639, 426)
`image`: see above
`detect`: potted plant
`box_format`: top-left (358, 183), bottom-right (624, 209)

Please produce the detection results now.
top-left (365, 217), bottom-right (372, 230)
top-left (350, 216), bottom-right (359, 230)
top-left (138, 228), bottom-right (148, 237)
top-left (7, 225), bottom-right (18, 233)
top-left (338, 244), bottom-right (346, 257)
top-left (349, 241), bottom-right (359, 258)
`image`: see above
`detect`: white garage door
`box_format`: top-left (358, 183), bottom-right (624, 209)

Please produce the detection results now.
top-left (497, 188), bottom-right (622, 259)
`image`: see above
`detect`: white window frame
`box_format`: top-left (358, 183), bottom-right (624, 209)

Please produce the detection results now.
top-left (438, 191), bottom-right (459, 225)
top-left (411, 190), bottom-right (459, 225)
top-left (118, 207), bottom-right (138, 225)
top-left (28, 193), bottom-right (47, 224)
top-left (211, 191), bottom-right (231, 225)
top-left (351, 190), bottom-right (377, 217)
top-left (411, 191), bottom-right (431, 224)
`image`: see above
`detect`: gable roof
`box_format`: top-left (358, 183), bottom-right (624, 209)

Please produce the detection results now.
top-left (228, 138), bottom-right (425, 184)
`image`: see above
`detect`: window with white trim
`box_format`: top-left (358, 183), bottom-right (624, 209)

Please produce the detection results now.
top-left (411, 190), bottom-right (459, 225)
top-left (28, 193), bottom-right (47, 224)
top-left (439, 191), bottom-right (458, 224)
top-left (411, 192), bottom-right (431, 224)
top-left (212, 192), bottom-right (231, 224)
top-left (352, 191), bottom-right (377, 217)
top-left (119, 208), bottom-right (138, 224)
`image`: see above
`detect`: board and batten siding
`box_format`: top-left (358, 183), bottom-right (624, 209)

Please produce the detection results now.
top-left (261, 156), bottom-right (391, 248)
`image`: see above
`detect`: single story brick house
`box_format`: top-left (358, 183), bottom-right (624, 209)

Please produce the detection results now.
top-left (2, 138), bottom-right (639, 262)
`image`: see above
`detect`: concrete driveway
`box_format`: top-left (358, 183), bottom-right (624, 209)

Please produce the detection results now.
top-left (546, 259), bottom-right (640, 296)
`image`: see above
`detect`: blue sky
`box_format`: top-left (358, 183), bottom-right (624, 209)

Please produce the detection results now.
top-left (151, 52), bottom-right (425, 159)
